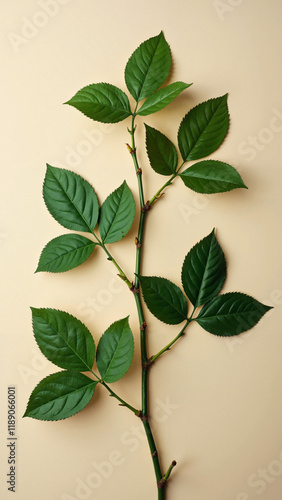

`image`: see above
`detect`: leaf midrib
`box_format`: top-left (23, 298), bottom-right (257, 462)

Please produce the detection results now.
top-left (139, 83), bottom-right (185, 111)
top-left (195, 236), bottom-right (215, 306)
top-left (102, 185), bottom-right (128, 242)
top-left (102, 330), bottom-right (127, 379)
top-left (50, 168), bottom-right (94, 233)
top-left (38, 315), bottom-right (93, 371)
top-left (75, 86), bottom-right (131, 115)
top-left (44, 241), bottom-right (95, 267)
top-left (135, 36), bottom-right (163, 101)
top-left (150, 282), bottom-right (186, 318)
top-left (183, 170), bottom-right (237, 185)
top-left (185, 98), bottom-right (226, 159)
top-left (32, 381), bottom-right (95, 412)
top-left (199, 308), bottom-right (258, 320)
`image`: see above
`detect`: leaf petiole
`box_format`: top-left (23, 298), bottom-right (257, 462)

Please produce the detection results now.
top-left (89, 369), bottom-right (140, 416)
top-left (151, 319), bottom-right (190, 364)
top-left (101, 380), bottom-right (140, 416)
top-left (149, 161), bottom-right (185, 206)
top-left (92, 232), bottom-right (132, 288)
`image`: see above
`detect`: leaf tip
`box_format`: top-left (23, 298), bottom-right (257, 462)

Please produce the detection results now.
top-left (265, 304), bottom-right (274, 312)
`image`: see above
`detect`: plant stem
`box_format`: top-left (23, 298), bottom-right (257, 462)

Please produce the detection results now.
top-left (151, 319), bottom-right (190, 364)
top-left (91, 370), bottom-right (139, 415)
top-left (128, 113), bottom-right (165, 496)
top-left (149, 161), bottom-right (185, 206)
top-left (101, 381), bottom-right (140, 416)
top-left (163, 461), bottom-right (177, 482)
top-left (128, 113), bottom-right (150, 414)
top-left (142, 419), bottom-right (164, 499)
top-left (93, 233), bottom-right (132, 288)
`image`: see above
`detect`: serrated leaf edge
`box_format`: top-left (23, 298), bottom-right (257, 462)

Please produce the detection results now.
top-left (35, 234), bottom-right (96, 274)
top-left (31, 307), bottom-right (95, 372)
top-left (177, 94), bottom-right (229, 161)
top-left (43, 164), bottom-right (99, 233)
top-left (23, 371), bottom-right (97, 421)
top-left (138, 275), bottom-right (188, 324)
top-left (99, 181), bottom-right (136, 244)
top-left (96, 316), bottom-right (134, 382)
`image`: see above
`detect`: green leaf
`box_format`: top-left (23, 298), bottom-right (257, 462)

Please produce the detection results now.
top-left (145, 124), bottom-right (178, 175)
top-left (137, 82), bottom-right (192, 116)
top-left (65, 83), bottom-right (132, 123)
top-left (195, 293), bottom-right (273, 336)
top-left (180, 160), bottom-right (247, 193)
top-left (178, 95), bottom-right (229, 161)
top-left (98, 181), bottom-right (135, 244)
top-left (31, 308), bottom-right (95, 372)
top-left (125, 31), bottom-right (171, 102)
top-left (96, 317), bottom-right (134, 383)
top-left (138, 276), bottom-right (188, 325)
top-left (23, 371), bottom-right (97, 421)
top-left (43, 165), bottom-right (99, 232)
top-left (181, 230), bottom-right (226, 307)
top-left (36, 234), bottom-right (96, 273)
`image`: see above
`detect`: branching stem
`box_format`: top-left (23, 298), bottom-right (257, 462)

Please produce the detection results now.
top-left (101, 381), bottom-right (140, 416)
top-left (149, 161), bottom-right (185, 206)
top-left (93, 233), bottom-right (132, 288)
top-left (151, 319), bottom-right (190, 364)
top-left (128, 112), bottom-right (165, 497)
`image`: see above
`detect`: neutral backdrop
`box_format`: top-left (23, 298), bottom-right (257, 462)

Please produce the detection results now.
top-left (1, 1), bottom-right (282, 499)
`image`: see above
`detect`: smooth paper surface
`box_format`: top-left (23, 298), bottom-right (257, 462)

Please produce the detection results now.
top-left (1, 1), bottom-right (282, 499)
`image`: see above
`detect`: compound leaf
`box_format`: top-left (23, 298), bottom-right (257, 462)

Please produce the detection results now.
top-left (195, 293), bottom-right (272, 336)
top-left (137, 82), bottom-right (191, 116)
top-left (178, 95), bottom-right (229, 161)
top-left (125, 31), bottom-right (171, 102)
top-left (96, 317), bottom-right (134, 383)
top-left (23, 371), bottom-right (97, 421)
top-left (138, 275), bottom-right (188, 325)
top-left (145, 124), bottom-right (178, 175)
top-left (182, 230), bottom-right (226, 307)
top-left (99, 181), bottom-right (135, 244)
top-left (65, 83), bottom-right (132, 123)
top-left (36, 234), bottom-right (96, 273)
top-left (31, 308), bottom-right (95, 372)
top-left (180, 160), bottom-right (247, 193)
top-left (43, 165), bottom-right (99, 233)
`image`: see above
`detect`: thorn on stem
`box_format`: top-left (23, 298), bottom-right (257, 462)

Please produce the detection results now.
top-left (156, 192), bottom-right (165, 199)
top-left (136, 168), bottom-right (142, 175)
top-left (117, 273), bottom-right (127, 281)
top-left (141, 201), bottom-right (150, 213)
top-left (135, 237), bottom-right (142, 248)
top-left (126, 143), bottom-right (136, 155)
top-left (142, 357), bottom-right (153, 370)
top-left (137, 411), bottom-right (148, 421)
top-left (157, 478), bottom-right (166, 489)
top-left (127, 125), bottom-right (136, 135)
top-left (130, 283), bottom-right (139, 294)
top-left (140, 321), bottom-right (147, 331)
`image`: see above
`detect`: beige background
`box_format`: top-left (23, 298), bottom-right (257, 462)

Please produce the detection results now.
top-left (1, 1), bottom-right (282, 499)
